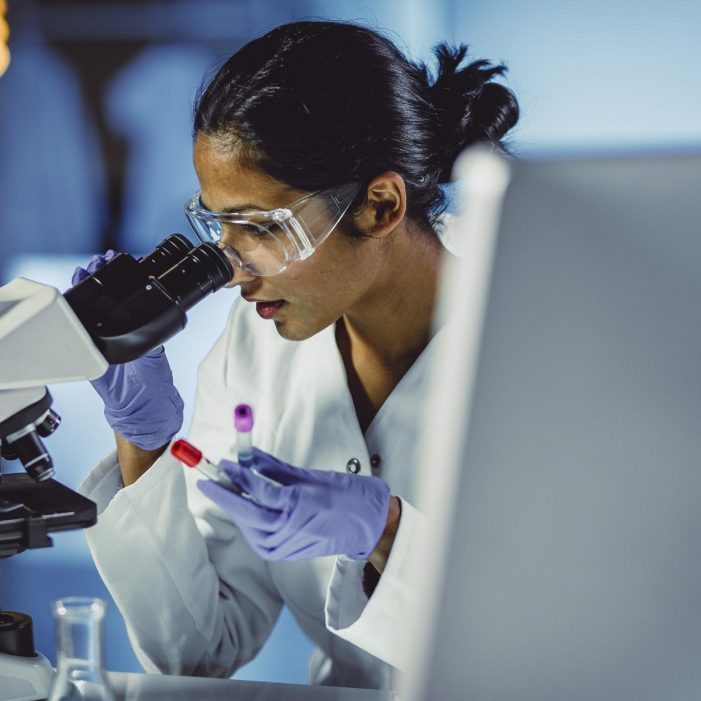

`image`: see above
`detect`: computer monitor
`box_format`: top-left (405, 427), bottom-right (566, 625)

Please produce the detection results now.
top-left (404, 149), bottom-right (701, 701)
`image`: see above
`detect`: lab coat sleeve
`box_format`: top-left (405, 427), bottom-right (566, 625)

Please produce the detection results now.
top-left (324, 498), bottom-right (424, 669)
top-left (78, 307), bottom-right (283, 678)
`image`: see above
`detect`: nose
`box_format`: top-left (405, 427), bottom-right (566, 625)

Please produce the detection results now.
top-left (217, 244), bottom-right (257, 288)
top-left (225, 265), bottom-right (258, 288)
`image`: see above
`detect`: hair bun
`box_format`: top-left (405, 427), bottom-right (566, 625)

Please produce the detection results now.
top-left (424, 44), bottom-right (519, 182)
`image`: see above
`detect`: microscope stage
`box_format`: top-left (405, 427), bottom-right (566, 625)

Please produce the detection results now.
top-left (0, 475), bottom-right (96, 556)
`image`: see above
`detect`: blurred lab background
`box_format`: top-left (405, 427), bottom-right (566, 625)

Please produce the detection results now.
top-left (1, 0), bottom-right (700, 684)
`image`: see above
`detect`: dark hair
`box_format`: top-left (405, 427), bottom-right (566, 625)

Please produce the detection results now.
top-left (194, 20), bottom-right (519, 230)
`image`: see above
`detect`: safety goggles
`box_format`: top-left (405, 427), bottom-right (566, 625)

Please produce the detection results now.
top-left (184, 182), bottom-right (361, 277)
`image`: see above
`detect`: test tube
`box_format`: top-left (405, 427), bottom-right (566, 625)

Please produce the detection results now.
top-left (233, 404), bottom-right (283, 487)
top-left (170, 439), bottom-right (256, 501)
top-left (234, 404), bottom-right (254, 467)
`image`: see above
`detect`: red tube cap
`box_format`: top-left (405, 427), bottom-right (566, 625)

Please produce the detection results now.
top-left (171, 439), bottom-right (202, 467)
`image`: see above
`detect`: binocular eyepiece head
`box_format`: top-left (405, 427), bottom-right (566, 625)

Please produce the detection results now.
top-left (65, 234), bottom-right (234, 364)
top-left (1, 236), bottom-right (233, 485)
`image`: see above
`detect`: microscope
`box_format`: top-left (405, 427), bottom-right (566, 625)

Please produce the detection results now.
top-left (0, 235), bottom-right (233, 700)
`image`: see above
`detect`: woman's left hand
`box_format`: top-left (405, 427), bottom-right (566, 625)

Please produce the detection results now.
top-left (197, 447), bottom-right (392, 561)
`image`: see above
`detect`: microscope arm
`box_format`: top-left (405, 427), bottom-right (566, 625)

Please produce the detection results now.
top-left (0, 278), bottom-right (109, 483)
top-left (0, 277), bottom-right (109, 399)
top-left (0, 236), bottom-right (231, 527)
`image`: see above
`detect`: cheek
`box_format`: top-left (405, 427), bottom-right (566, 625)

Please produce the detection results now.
top-left (286, 258), bottom-right (358, 308)
top-left (272, 234), bottom-right (371, 311)
top-left (283, 267), bottom-right (337, 308)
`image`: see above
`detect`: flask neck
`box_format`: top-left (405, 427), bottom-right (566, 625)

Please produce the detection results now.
top-left (56, 615), bottom-right (104, 668)
top-left (49, 598), bottom-right (115, 701)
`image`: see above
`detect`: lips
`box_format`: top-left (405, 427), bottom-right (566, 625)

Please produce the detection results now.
top-left (254, 300), bottom-right (285, 319)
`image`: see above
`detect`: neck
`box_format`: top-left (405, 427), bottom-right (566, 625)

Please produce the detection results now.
top-left (342, 220), bottom-right (446, 367)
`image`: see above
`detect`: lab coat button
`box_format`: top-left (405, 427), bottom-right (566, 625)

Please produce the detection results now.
top-left (346, 458), bottom-right (361, 474)
top-left (370, 454), bottom-right (382, 470)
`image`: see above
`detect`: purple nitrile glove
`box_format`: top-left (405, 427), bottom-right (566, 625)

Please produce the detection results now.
top-left (71, 252), bottom-right (184, 450)
top-left (197, 447), bottom-right (391, 561)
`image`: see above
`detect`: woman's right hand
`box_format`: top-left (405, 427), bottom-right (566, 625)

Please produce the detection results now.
top-left (72, 253), bottom-right (184, 454)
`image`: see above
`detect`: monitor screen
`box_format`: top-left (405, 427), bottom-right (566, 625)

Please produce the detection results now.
top-left (405, 150), bottom-right (701, 701)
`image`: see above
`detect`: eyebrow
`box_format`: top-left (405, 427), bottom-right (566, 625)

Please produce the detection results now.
top-left (199, 196), bottom-right (265, 214)
top-left (221, 203), bottom-right (264, 214)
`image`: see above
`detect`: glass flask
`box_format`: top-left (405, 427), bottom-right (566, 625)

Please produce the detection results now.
top-left (47, 597), bottom-right (116, 701)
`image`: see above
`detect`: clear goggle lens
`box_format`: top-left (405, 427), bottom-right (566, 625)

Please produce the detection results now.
top-left (185, 183), bottom-right (360, 277)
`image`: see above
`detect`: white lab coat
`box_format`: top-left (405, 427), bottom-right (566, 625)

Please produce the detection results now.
top-left (79, 277), bottom-right (444, 690)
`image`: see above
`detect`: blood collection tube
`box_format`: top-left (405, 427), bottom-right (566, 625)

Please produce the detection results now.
top-left (233, 404), bottom-right (283, 487)
top-left (170, 439), bottom-right (254, 500)
top-left (234, 404), bottom-right (254, 467)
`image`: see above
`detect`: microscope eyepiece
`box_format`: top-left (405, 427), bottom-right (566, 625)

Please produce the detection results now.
top-left (155, 242), bottom-right (233, 310)
top-left (137, 233), bottom-right (193, 278)
top-left (64, 234), bottom-right (234, 364)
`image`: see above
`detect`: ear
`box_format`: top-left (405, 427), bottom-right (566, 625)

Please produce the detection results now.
top-left (353, 172), bottom-right (407, 238)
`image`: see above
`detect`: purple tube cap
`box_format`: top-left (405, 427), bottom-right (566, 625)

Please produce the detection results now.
top-left (234, 404), bottom-right (254, 433)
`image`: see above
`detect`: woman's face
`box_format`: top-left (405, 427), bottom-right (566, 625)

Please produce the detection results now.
top-left (193, 135), bottom-right (387, 341)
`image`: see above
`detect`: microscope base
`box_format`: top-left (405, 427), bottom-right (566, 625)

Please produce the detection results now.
top-left (0, 650), bottom-right (53, 701)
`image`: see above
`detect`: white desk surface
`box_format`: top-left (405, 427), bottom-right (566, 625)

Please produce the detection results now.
top-left (106, 672), bottom-right (395, 700)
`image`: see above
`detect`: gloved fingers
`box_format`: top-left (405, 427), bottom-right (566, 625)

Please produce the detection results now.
top-left (259, 505), bottom-right (317, 552)
top-left (246, 525), bottom-right (308, 561)
top-left (259, 510), bottom-right (366, 560)
top-left (218, 459), bottom-right (295, 510)
top-left (121, 417), bottom-right (182, 451)
top-left (217, 458), bottom-right (252, 484)
top-left (130, 346), bottom-right (173, 377)
top-left (249, 447), bottom-right (312, 486)
top-left (244, 474), bottom-right (294, 510)
top-left (197, 479), bottom-right (272, 527)
top-left (240, 530), bottom-right (279, 559)
top-left (261, 535), bottom-right (325, 561)
top-left (251, 448), bottom-right (353, 487)
top-left (86, 249), bottom-right (118, 274)
top-left (235, 519), bottom-right (312, 561)
top-left (97, 364), bottom-right (183, 447)
top-left (90, 360), bottom-right (127, 395)
top-left (71, 250), bottom-right (119, 287)
top-left (85, 257), bottom-right (102, 275)
top-left (130, 346), bottom-right (167, 368)
top-left (197, 479), bottom-right (285, 531)
top-left (143, 345), bottom-right (166, 359)
top-left (71, 266), bottom-right (90, 286)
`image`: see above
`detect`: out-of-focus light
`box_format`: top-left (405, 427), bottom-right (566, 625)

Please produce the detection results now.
top-left (0, 0), bottom-right (10, 78)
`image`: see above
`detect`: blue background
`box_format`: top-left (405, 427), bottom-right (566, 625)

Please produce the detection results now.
top-left (1, 0), bottom-right (700, 684)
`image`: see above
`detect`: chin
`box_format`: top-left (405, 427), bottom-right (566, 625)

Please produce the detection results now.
top-left (273, 317), bottom-right (329, 342)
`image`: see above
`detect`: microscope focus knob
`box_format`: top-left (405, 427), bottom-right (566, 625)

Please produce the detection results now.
top-left (0, 611), bottom-right (36, 658)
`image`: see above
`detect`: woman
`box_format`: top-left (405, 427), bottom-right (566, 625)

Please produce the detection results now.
top-left (76, 20), bottom-right (519, 690)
